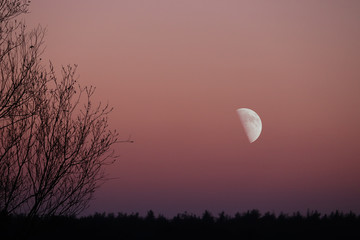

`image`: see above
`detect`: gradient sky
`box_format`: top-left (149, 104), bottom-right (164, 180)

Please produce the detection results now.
top-left (26, 0), bottom-right (360, 217)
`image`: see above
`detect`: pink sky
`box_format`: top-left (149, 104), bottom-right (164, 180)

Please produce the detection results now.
top-left (26, 0), bottom-right (360, 216)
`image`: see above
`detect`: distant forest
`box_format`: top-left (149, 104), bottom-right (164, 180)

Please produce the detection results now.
top-left (2, 210), bottom-right (360, 239)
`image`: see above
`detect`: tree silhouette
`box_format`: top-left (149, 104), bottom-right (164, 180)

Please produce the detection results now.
top-left (2, 209), bottom-right (360, 239)
top-left (0, 0), bottom-right (120, 217)
top-left (0, 0), bottom-right (41, 121)
top-left (0, 0), bottom-right (46, 217)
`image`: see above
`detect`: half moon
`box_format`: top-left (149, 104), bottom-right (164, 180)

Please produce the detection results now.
top-left (236, 108), bottom-right (262, 143)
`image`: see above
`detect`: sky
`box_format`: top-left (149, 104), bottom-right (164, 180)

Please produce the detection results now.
top-left (26, 0), bottom-right (360, 217)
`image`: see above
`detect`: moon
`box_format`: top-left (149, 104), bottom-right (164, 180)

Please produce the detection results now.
top-left (236, 108), bottom-right (262, 143)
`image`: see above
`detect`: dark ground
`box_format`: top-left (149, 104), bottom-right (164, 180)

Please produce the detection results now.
top-left (2, 210), bottom-right (360, 239)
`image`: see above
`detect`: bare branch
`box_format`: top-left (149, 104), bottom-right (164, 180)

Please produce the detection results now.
top-left (0, 1), bottom-right (121, 218)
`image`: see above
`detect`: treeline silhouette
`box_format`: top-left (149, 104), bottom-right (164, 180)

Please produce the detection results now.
top-left (2, 210), bottom-right (360, 239)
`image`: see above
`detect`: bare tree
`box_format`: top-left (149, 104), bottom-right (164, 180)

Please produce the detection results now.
top-left (1, 65), bottom-right (119, 217)
top-left (0, 0), bottom-right (46, 216)
top-left (0, 1), bottom-right (121, 217)
top-left (0, 0), bottom-right (40, 121)
top-left (27, 65), bottom-right (118, 217)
